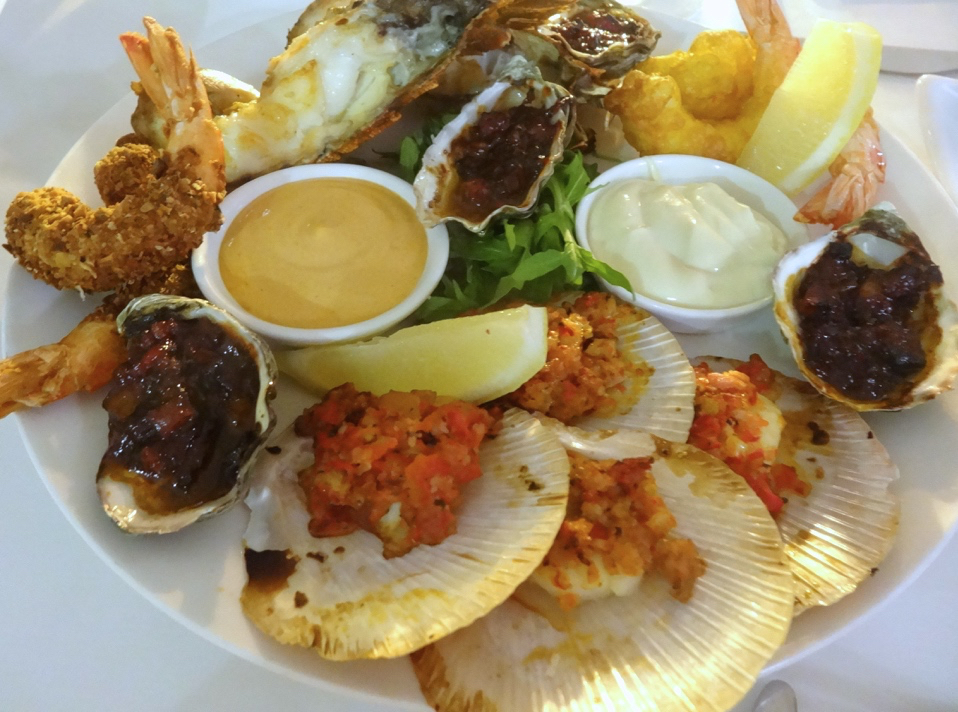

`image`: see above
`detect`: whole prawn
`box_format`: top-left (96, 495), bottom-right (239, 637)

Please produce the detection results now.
top-left (3, 18), bottom-right (225, 294)
top-left (0, 264), bottom-right (199, 419)
top-left (796, 109), bottom-right (886, 229)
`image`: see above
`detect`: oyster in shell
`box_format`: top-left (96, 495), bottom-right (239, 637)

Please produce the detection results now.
top-left (694, 356), bottom-right (900, 613)
top-left (241, 408), bottom-right (570, 660)
top-left (535, 0), bottom-right (661, 92)
top-left (414, 58), bottom-right (574, 232)
top-left (96, 295), bottom-right (277, 534)
top-left (412, 421), bottom-right (794, 712)
top-left (773, 205), bottom-right (958, 410)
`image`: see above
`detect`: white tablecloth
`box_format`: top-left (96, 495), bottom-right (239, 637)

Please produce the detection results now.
top-left (1, 1), bottom-right (956, 710)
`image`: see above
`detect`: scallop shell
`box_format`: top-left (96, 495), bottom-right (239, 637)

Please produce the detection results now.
top-left (414, 63), bottom-right (574, 232)
top-left (772, 205), bottom-right (958, 410)
top-left (697, 357), bottom-right (900, 613)
top-left (412, 422), bottom-right (794, 712)
top-left (548, 293), bottom-right (696, 442)
top-left (577, 308), bottom-right (695, 441)
top-left (240, 408), bottom-right (570, 660)
top-left (96, 295), bottom-right (277, 534)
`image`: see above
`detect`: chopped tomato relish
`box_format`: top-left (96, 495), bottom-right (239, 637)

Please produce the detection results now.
top-left (498, 292), bottom-right (649, 423)
top-left (294, 384), bottom-right (498, 558)
top-left (688, 355), bottom-right (811, 516)
top-left (540, 451), bottom-right (704, 609)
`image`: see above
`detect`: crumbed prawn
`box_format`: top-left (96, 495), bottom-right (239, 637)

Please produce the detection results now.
top-left (3, 18), bottom-right (225, 293)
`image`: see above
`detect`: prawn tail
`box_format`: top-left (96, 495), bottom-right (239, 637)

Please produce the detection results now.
top-left (736, 0), bottom-right (793, 46)
top-left (0, 308), bottom-right (126, 419)
top-left (121, 18), bottom-right (224, 192)
top-left (795, 112), bottom-right (886, 229)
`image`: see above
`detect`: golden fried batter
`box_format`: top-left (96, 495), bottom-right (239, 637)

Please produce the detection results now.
top-left (4, 144), bottom-right (221, 293)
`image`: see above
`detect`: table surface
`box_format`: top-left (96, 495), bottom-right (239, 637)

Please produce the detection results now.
top-left (2, 1), bottom-right (957, 710)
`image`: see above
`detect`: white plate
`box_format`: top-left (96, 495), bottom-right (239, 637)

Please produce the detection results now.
top-left (4, 8), bottom-right (958, 710)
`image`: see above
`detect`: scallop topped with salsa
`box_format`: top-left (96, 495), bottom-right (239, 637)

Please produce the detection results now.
top-left (691, 355), bottom-right (899, 612)
top-left (293, 385), bottom-right (496, 558)
top-left (497, 292), bottom-right (696, 441)
top-left (241, 398), bottom-right (571, 661)
top-left (412, 420), bottom-right (794, 712)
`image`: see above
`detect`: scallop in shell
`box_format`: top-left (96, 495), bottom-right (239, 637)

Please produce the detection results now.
top-left (96, 295), bottom-right (277, 534)
top-left (414, 58), bottom-right (574, 232)
top-left (498, 292), bottom-right (696, 442)
top-left (773, 205), bottom-right (958, 410)
top-left (240, 408), bottom-right (570, 660)
top-left (695, 356), bottom-right (900, 613)
top-left (412, 422), bottom-right (794, 712)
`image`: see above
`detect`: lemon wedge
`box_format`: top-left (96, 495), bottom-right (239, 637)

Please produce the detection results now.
top-left (737, 19), bottom-right (882, 195)
top-left (277, 305), bottom-right (549, 403)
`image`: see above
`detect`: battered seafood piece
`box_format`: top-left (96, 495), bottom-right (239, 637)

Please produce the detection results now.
top-left (4, 19), bottom-right (224, 293)
top-left (693, 356), bottom-right (899, 612)
top-left (97, 295), bottom-right (277, 534)
top-left (134, 0), bottom-right (499, 183)
top-left (604, 0), bottom-right (885, 228)
top-left (412, 422), bottom-right (794, 712)
top-left (604, 0), bottom-right (799, 164)
top-left (0, 264), bottom-right (199, 419)
top-left (241, 408), bottom-right (570, 660)
top-left (774, 206), bottom-right (958, 410)
top-left (497, 292), bottom-right (695, 440)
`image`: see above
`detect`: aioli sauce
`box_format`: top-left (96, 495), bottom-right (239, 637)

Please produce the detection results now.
top-left (587, 179), bottom-right (789, 309)
top-left (220, 178), bottom-right (427, 329)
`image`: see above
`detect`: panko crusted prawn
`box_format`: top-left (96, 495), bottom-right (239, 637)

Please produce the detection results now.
top-left (4, 18), bottom-right (225, 294)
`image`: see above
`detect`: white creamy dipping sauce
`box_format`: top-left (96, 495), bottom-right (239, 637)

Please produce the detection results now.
top-left (587, 179), bottom-right (789, 309)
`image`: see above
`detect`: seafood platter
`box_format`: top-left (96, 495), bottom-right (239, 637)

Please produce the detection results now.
top-left (3, 1), bottom-right (958, 710)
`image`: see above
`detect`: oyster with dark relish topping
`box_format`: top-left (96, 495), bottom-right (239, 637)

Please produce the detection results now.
top-left (96, 295), bottom-right (277, 534)
top-left (414, 57), bottom-right (574, 232)
top-left (773, 205), bottom-right (958, 410)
